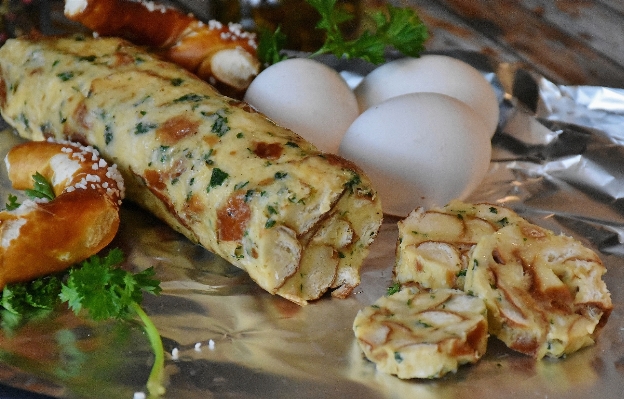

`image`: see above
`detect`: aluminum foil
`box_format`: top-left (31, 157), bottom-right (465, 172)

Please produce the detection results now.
top-left (1, 53), bottom-right (624, 399)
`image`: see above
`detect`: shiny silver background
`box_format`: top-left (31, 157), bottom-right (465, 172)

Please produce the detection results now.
top-left (0, 52), bottom-right (624, 399)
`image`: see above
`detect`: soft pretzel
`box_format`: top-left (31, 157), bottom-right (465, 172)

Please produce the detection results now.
top-left (64, 0), bottom-right (260, 98)
top-left (0, 140), bottom-right (125, 289)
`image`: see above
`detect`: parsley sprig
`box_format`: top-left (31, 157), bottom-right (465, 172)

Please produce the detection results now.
top-left (259, 0), bottom-right (428, 65)
top-left (310, 0), bottom-right (428, 63)
top-left (257, 26), bottom-right (289, 66)
top-left (386, 282), bottom-right (401, 296)
top-left (25, 172), bottom-right (55, 200)
top-left (4, 171), bottom-right (56, 210)
top-left (4, 194), bottom-right (19, 211)
top-left (1, 249), bottom-right (166, 397)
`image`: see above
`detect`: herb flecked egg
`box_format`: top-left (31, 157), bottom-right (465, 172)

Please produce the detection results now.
top-left (244, 58), bottom-right (359, 154)
top-left (338, 92), bottom-right (492, 217)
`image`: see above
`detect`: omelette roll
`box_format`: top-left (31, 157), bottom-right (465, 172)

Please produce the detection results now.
top-left (0, 35), bottom-right (383, 305)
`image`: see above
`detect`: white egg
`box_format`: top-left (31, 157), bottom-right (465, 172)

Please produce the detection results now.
top-left (244, 58), bottom-right (359, 154)
top-left (354, 55), bottom-right (500, 137)
top-left (339, 92), bottom-right (492, 217)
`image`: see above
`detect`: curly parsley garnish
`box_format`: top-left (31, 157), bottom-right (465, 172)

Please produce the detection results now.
top-left (310, 0), bottom-right (427, 63)
top-left (1, 249), bottom-right (165, 396)
top-left (259, 0), bottom-right (428, 65)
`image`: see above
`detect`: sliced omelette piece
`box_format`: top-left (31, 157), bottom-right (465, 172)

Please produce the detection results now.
top-left (464, 219), bottom-right (613, 359)
top-left (395, 200), bottom-right (523, 290)
top-left (353, 287), bottom-right (488, 379)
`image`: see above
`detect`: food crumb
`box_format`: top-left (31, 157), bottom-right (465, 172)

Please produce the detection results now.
top-left (171, 347), bottom-right (179, 360)
top-left (208, 339), bottom-right (215, 350)
top-left (194, 342), bottom-right (202, 352)
top-left (133, 392), bottom-right (146, 399)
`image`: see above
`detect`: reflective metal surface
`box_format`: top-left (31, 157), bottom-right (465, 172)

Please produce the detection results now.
top-left (0, 48), bottom-right (624, 399)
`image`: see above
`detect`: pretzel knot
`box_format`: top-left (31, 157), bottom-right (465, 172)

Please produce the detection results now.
top-left (0, 139), bottom-right (125, 288)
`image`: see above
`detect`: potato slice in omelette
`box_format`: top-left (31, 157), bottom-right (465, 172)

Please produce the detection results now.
top-left (352, 287), bottom-right (488, 379)
top-left (395, 200), bottom-right (523, 290)
top-left (465, 219), bottom-right (613, 359)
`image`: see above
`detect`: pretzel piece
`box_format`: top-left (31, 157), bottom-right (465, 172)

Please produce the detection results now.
top-left (0, 140), bottom-right (125, 288)
top-left (64, 0), bottom-right (260, 97)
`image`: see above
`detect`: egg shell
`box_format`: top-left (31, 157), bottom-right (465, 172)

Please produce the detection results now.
top-left (244, 58), bottom-right (359, 154)
top-left (354, 55), bottom-right (500, 138)
top-left (338, 92), bottom-right (492, 217)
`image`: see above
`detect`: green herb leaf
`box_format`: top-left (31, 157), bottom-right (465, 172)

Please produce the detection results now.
top-left (234, 181), bottom-right (249, 191)
top-left (173, 93), bottom-right (205, 103)
top-left (5, 194), bottom-right (20, 211)
top-left (57, 71), bottom-right (75, 81)
top-left (386, 282), bottom-right (401, 296)
top-left (416, 320), bottom-right (432, 328)
top-left (25, 172), bottom-right (55, 201)
top-left (211, 113), bottom-right (230, 137)
top-left (58, 248), bottom-right (160, 321)
top-left (371, 5), bottom-right (428, 58)
top-left (56, 249), bottom-right (164, 395)
top-left (344, 172), bottom-right (361, 193)
top-left (1, 275), bottom-right (62, 315)
top-left (77, 55), bottom-right (97, 62)
top-left (308, 0), bottom-right (427, 64)
top-left (257, 26), bottom-right (289, 66)
top-left (104, 124), bottom-right (114, 145)
top-left (208, 168), bottom-right (229, 190)
top-left (135, 121), bottom-right (157, 135)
